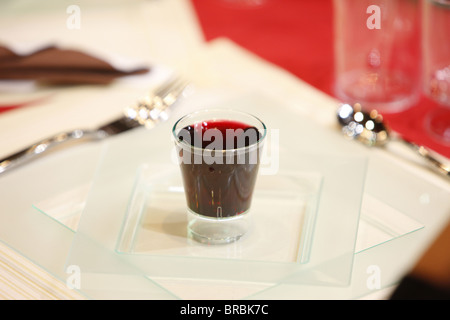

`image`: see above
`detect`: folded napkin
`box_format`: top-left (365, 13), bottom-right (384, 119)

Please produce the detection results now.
top-left (0, 45), bottom-right (150, 85)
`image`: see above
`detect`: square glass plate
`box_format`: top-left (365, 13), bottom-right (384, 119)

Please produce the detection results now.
top-left (66, 112), bottom-right (368, 286)
top-left (245, 152), bottom-right (450, 299)
top-left (116, 164), bottom-right (323, 264)
top-left (0, 143), bottom-right (178, 300)
top-left (3, 92), bottom-right (448, 299)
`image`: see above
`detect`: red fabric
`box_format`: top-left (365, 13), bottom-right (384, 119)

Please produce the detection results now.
top-left (191, 0), bottom-right (450, 158)
top-left (0, 96), bottom-right (52, 113)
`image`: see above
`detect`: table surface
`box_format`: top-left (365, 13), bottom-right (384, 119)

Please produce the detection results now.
top-left (0, 0), bottom-right (449, 300)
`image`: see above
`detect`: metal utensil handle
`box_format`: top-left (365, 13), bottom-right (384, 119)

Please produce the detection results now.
top-left (404, 140), bottom-right (450, 177)
top-left (0, 129), bottom-right (99, 175)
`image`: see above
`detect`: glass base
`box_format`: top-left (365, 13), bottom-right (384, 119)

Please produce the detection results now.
top-left (187, 209), bottom-right (251, 245)
top-left (335, 70), bottom-right (419, 113)
top-left (424, 106), bottom-right (450, 146)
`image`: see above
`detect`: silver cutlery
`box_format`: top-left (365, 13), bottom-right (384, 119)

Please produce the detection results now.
top-left (0, 77), bottom-right (189, 175)
top-left (337, 102), bottom-right (450, 178)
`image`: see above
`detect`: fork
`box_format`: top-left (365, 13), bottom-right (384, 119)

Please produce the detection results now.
top-left (0, 77), bottom-right (189, 175)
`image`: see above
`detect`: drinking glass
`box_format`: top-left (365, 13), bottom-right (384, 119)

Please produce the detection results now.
top-left (422, 0), bottom-right (450, 144)
top-left (333, 0), bottom-right (421, 113)
top-left (172, 109), bottom-right (266, 244)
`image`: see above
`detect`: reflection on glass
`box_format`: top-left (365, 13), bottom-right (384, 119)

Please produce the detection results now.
top-left (423, 0), bottom-right (450, 144)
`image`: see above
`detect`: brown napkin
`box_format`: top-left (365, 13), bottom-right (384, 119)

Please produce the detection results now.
top-left (0, 45), bottom-right (150, 85)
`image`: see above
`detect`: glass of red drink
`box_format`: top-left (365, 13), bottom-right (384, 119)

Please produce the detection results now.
top-left (172, 109), bottom-right (266, 244)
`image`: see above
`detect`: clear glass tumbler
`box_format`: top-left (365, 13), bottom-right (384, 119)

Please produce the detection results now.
top-left (422, 0), bottom-right (450, 144)
top-left (172, 109), bottom-right (266, 244)
top-left (333, 0), bottom-right (421, 113)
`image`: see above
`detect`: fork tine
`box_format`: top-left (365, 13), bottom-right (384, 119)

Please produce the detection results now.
top-left (161, 78), bottom-right (189, 105)
top-left (152, 76), bottom-right (185, 99)
top-left (125, 76), bottom-right (189, 127)
top-left (149, 76), bottom-right (188, 108)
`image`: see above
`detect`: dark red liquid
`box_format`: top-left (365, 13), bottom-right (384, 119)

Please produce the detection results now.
top-left (178, 120), bottom-right (260, 149)
top-left (177, 119), bottom-right (262, 218)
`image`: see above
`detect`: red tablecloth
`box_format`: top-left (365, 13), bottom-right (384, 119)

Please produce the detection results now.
top-left (191, 0), bottom-right (450, 158)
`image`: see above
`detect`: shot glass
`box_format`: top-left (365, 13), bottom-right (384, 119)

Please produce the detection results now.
top-left (172, 109), bottom-right (266, 244)
top-left (333, 0), bottom-right (421, 113)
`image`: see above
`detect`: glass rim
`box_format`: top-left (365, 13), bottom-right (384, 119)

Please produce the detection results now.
top-left (172, 108), bottom-right (267, 153)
